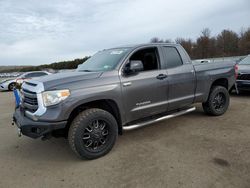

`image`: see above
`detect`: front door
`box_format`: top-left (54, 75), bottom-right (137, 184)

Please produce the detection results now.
top-left (120, 47), bottom-right (168, 123)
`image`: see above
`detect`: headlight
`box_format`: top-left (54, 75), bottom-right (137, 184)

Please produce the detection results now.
top-left (42, 89), bottom-right (70, 107)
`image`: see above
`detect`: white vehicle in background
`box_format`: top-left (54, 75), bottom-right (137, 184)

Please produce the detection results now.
top-left (0, 71), bottom-right (51, 91)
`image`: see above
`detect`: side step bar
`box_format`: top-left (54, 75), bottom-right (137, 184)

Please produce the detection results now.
top-left (123, 107), bottom-right (196, 131)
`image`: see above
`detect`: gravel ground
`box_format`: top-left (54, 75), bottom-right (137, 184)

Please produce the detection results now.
top-left (0, 91), bottom-right (250, 188)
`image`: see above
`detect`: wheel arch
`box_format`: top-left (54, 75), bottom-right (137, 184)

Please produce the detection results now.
top-left (201, 78), bottom-right (229, 102)
top-left (210, 78), bottom-right (229, 90)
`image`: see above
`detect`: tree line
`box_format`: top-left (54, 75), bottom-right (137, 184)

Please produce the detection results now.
top-left (0, 57), bottom-right (90, 73)
top-left (20, 56), bottom-right (90, 72)
top-left (150, 27), bottom-right (250, 59)
top-left (39, 56), bottom-right (90, 70)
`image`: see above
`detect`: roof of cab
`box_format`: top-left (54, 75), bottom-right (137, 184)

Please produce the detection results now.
top-left (109, 43), bottom-right (180, 50)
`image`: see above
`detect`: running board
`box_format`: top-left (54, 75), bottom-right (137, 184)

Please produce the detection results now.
top-left (123, 107), bottom-right (196, 131)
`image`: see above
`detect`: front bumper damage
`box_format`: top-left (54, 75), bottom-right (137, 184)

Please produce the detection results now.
top-left (13, 107), bottom-right (67, 139)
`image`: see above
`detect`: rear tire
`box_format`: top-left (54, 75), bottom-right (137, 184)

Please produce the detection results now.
top-left (68, 108), bottom-right (118, 160)
top-left (202, 86), bottom-right (230, 116)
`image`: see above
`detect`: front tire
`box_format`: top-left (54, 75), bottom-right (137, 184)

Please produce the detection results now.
top-left (68, 108), bottom-right (118, 160)
top-left (202, 86), bottom-right (230, 116)
top-left (8, 82), bottom-right (16, 91)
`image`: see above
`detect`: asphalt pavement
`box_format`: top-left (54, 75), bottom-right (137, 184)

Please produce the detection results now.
top-left (0, 91), bottom-right (250, 188)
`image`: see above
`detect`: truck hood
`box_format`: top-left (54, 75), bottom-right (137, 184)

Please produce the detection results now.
top-left (33, 71), bottom-right (102, 90)
top-left (238, 64), bottom-right (250, 74)
top-left (0, 78), bottom-right (14, 84)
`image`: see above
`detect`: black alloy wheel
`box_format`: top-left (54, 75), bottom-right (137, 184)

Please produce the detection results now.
top-left (202, 86), bottom-right (230, 116)
top-left (68, 108), bottom-right (118, 160)
top-left (82, 119), bottom-right (110, 152)
top-left (212, 92), bottom-right (226, 111)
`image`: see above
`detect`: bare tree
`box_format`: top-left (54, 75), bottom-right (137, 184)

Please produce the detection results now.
top-left (195, 28), bottom-right (212, 58)
top-left (175, 38), bottom-right (194, 58)
top-left (239, 27), bottom-right (250, 55)
top-left (216, 29), bottom-right (239, 56)
top-left (150, 27), bottom-right (250, 59)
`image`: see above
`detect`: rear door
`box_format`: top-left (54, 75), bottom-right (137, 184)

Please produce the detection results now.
top-left (161, 46), bottom-right (196, 110)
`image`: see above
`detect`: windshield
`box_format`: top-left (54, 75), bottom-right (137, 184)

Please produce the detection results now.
top-left (239, 55), bottom-right (250, 65)
top-left (77, 48), bottom-right (130, 72)
top-left (17, 73), bottom-right (26, 78)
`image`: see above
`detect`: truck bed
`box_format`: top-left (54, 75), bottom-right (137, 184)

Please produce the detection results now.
top-left (193, 61), bottom-right (236, 103)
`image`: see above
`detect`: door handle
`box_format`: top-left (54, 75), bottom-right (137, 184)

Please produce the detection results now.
top-left (123, 82), bottom-right (132, 87)
top-left (156, 74), bottom-right (167, 80)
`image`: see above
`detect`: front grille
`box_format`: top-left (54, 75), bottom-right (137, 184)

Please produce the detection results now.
top-left (22, 88), bottom-right (38, 113)
top-left (238, 73), bottom-right (250, 80)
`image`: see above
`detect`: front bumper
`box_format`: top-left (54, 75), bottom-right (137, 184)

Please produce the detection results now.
top-left (13, 108), bottom-right (67, 139)
top-left (236, 80), bottom-right (250, 91)
top-left (0, 83), bottom-right (8, 91)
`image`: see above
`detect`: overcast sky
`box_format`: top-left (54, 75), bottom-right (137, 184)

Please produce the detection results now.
top-left (0, 0), bottom-right (249, 66)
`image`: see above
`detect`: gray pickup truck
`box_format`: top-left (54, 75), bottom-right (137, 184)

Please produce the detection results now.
top-left (13, 43), bottom-right (236, 159)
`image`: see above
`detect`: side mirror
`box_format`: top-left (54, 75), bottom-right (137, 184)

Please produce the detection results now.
top-left (124, 60), bottom-right (144, 75)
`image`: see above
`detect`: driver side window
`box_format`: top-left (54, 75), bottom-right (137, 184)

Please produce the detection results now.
top-left (129, 47), bottom-right (159, 72)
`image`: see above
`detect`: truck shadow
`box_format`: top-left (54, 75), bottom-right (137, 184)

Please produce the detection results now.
top-left (5, 108), bottom-right (214, 162)
top-left (6, 138), bottom-right (81, 162)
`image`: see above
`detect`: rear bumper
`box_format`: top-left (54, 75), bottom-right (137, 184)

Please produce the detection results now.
top-left (236, 80), bottom-right (250, 91)
top-left (13, 108), bottom-right (67, 138)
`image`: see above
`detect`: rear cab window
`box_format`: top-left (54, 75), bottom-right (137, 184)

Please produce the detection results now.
top-left (162, 46), bottom-right (183, 68)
